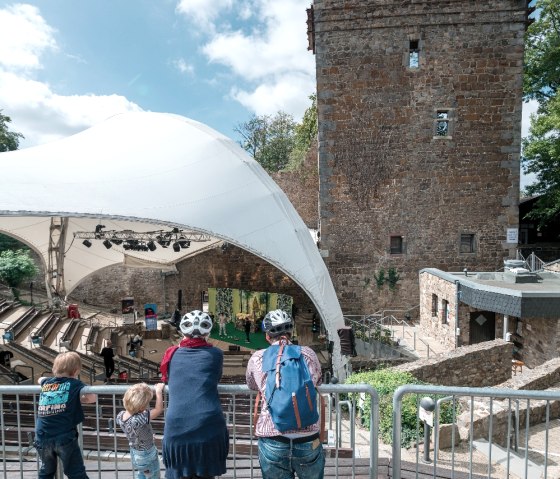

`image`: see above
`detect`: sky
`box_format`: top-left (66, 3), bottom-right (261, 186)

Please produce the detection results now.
top-left (0, 1), bottom-right (538, 188)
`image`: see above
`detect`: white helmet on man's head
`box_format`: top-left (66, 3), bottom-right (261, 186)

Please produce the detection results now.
top-left (262, 309), bottom-right (293, 337)
top-left (180, 310), bottom-right (213, 337)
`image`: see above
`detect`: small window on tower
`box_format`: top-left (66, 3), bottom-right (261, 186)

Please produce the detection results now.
top-left (409, 40), bottom-right (419, 68)
top-left (390, 236), bottom-right (404, 255)
top-left (436, 110), bottom-right (450, 137)
top-left (460, 233), bottom-right (476, 254)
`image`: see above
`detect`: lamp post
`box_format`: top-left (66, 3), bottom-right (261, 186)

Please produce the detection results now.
top-left (420, 396), bottom-right (436, 464)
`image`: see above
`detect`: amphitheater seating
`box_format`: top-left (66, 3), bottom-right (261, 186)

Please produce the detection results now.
top-left (6, 307), bottom-right (39, 340)
top-left (32, 313), bottom-right (61, 344)
top-left (61, 319), bottom-right (82, 348)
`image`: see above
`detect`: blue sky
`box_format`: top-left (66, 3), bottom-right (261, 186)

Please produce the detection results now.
top-left (0, 0), bottom-right (315, 145)
top-left (0, 1), bottom-right (537, 187)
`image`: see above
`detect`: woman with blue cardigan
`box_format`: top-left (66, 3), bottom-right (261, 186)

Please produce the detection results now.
top-left (160, 310), bottom-right (229, 479)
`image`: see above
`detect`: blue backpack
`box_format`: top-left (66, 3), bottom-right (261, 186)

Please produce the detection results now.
top-left (259, 341), bottom-right (319, 432)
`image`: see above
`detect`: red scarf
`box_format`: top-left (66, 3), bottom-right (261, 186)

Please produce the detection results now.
top-left (180, 337), bottom-right (212, 348)
top-left (160, 337), bottom-right (212, 382)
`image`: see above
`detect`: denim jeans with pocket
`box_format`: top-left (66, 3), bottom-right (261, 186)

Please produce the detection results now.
top-left (131, 445), bottom-right (161, 479)
top-left (35, 430), bottom-right (88, 479)
top-left (258, 437), bottom-right (325, 479)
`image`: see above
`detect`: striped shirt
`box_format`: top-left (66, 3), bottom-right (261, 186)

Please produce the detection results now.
top-left (116, 410), bottom-right (155, 451)
top-left (246, 341), bottom-right (322, 438)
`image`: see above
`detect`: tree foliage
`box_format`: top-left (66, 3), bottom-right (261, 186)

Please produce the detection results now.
top-left (287, 94), bottom-right (318, 171)
top-left (235, 95), bottom-right (317, 172)
top-left (0, 110), bottom-right (24, 152)
top-left (235, 111), bottom-right (296, 172)
top-left (522, 0), bottom-right (560, 225)
top-left (0, 249), bottom-right (38, 298)
top-left (345, 369), bottom-right (458, 447)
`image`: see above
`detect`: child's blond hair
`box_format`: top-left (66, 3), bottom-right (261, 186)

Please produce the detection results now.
top-left (123, 383), bottom-right (153, 415)
top-left (52, 351), bottom-right (82, 377)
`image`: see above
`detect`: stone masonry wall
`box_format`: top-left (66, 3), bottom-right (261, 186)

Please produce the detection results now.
top-left (457, 358), bottom-right (560, 446)
top-left (70, 245), bottom-right (316, 317)
top-left (514, 316), bottom-right (560, 368)
top-left (393, 339), bottom-right (513, 387)
top-left (313, 0), bottom-right (525, 314)
top-left (419, 271), bottom-right (458, 351)
top-left (271, 142), bottom-right (319, 229)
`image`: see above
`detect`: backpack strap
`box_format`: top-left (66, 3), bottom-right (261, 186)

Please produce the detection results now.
top-left (319, 394), bottom-right (326, 443)
top-left (274, 340), bottom-right (287, 388)
top-left (253, 390), bottom-right (261, 434)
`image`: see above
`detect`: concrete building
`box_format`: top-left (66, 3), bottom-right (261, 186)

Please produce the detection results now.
top-left (419, 261), bottom-right (560, 368)
top-left (311, 0), bottom-right (530, 315)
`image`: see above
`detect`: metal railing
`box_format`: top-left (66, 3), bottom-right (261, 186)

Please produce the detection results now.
top-left (392, 384), bottom-right (560, 479)
top-left (0, 383), bottom-right (379, 479)
top-left (516, 250), bottom-right (546, 272)
top-left (345, 313), bottom-right (432, 358)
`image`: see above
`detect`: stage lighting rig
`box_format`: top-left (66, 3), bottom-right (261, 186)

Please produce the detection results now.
top-left (75, 228), bottom-right (209, 252)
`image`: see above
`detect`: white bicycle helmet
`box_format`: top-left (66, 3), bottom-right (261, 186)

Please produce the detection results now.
top-left (262, 309), bottom-right (293, 337)
top-left (180, 310), bottom-right (213, 337)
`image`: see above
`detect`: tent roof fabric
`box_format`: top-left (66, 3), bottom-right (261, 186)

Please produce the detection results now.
top-left (0, 112), bottom-right (345, 374)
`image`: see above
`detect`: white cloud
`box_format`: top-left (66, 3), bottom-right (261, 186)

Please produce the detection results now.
top-left (175, 0), bottom-right (235, 32)
top-left (231, 72), bottom-right (315, 118)
top-left (193, 0), bottom-right (315, 120)
top-left (0, 3), bottom-right (57, 71)
top-left (173, 58), bottom-right (195, 76)
top-left (0, 4), bottom-right (142, 148)
top-left (0, 71), bottom-right (142, 147)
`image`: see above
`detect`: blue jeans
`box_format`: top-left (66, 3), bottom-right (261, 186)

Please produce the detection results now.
top-left (258, 437), bottom-right (325, 479)
top-left (35, 430), bottom-right (88, 479)
top-left (131, 445), bottom-right (161, 479)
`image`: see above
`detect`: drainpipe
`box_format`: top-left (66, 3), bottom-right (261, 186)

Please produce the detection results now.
top-left (454, 280), bottom-right (461, 349)
top-left (503, 315), bottom-right (509, 341)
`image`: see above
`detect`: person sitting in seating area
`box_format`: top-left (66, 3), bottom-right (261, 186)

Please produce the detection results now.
top-left (131, 334), bottom-right (143, 349)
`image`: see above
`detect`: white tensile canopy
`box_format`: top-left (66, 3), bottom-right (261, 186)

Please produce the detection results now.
top-left (0, 112), bottom-right (346, 374)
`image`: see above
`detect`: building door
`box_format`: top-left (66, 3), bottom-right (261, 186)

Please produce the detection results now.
top-left (469, 311), bottom-right (496, 344)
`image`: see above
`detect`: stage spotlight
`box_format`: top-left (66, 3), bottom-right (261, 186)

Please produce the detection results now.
top-left (147, 241), bottom-right (157, 251)
top-left (173, 242), bottom-right (181, 252)
top-left (82, 240), bottom-right (92, 248)
top-left (178, 239), bottom-right (190, 249)
top-left (95, 224), bottom-right (105, 233)
top-left (123, 242), bottom-right (132, 250)
top-left (103, 239), bottom-right (112, 249)
top-left (111, 237), bottom-right (123, 245)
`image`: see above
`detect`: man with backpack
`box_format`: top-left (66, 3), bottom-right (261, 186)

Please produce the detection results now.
top-left (246, 309), bottom-right (325, 479)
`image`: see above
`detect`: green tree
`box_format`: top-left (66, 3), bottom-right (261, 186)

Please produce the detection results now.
top-left (287, 94), bottom-right (318, 171)
top-left (0, 111), bottom-right (26, 250)
top-left (0, 110), bottom-right (24, 152)
top-left (0, 249), bottom-right (38, 299)
top-left (522, 0), bottom-right (560, 225)
top-left (235, 111), bottom-right (296, 172)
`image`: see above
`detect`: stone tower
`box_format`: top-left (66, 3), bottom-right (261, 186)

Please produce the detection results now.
top-left (310, 0), bottom-right (528, 315)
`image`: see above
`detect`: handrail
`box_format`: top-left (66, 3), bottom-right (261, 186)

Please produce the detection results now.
top-left (392, 384), bottom-right (560, 479)
top-left (12, 364), bottom-right (34, 384)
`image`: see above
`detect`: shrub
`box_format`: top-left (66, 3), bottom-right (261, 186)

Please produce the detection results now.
top-left (345, 369), bottom-right (458, 447)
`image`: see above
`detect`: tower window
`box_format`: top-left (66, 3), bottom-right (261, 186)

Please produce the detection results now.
top-left (390, 236), bottom-right (404, 255)
top-left (435, 110), bottom-right (450, 137)
top-left (460, 233), bottom-right (476, 253)
top-left (431, 294), bottom-right (438, 317)
top-left (442, 299), bottom-right (449, 324)
top-left (409, 40), bottom-right (419, 68)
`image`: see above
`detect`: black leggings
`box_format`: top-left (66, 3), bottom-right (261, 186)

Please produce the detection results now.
top-left (104, 361), bottom-right (114, 379)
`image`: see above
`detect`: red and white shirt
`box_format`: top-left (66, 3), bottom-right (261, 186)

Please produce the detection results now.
top-left (245, 341), bottom-right (322, 438)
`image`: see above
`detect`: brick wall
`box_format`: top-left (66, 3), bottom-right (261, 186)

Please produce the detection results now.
top-left (70, 245), bottom-right (316, 317)
top-left (313, 0), bottom-right (525, 314)
top-left (393, 339), bottom-right (513, 387)
top-left (271, 142), bottom-right (319, 229)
